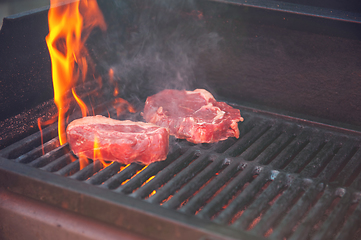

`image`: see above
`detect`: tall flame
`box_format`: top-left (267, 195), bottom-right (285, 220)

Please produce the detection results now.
top-left (46, 0), bottom-right (106, 145)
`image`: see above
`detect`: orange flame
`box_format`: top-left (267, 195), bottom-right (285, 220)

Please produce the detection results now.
top-left (113, 98), bottom-right (136, 117)
top-left (37, 118), bottom-right (45, 155)
top-left (37, 116), bottom-right (59, 155)
top-left (109, 68), bottom-right (114, 83)
top-left (93, 135), bottom-right (112, 168)
top-left (46, 0), bottom-right (106, 145)
top-left (72, 88), bottom-right (88, 117)
top-left (78, 152), bottom-right (90, 170)
top-left (109, 68), bottom-right (119, 96)
top-left (113, 82), bottom-right (119, 96)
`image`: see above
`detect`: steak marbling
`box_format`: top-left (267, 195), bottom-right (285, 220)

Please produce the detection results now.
top-left (143, 89), bottom-right (243, 144)
top-left (66, 116), bottom-right (169, 164)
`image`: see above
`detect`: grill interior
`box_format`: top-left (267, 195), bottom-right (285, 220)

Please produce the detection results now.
top-left (1, 99), bottom-right (361, 240)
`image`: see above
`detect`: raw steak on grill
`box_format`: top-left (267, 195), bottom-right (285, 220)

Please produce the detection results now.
top-left (143, 89), bottom-right (243, 144)
top-left (66, 115), bottom-right (169, 165)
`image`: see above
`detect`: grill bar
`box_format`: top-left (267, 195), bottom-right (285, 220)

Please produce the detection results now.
top-left (69, 160), bottom-right (104, 181)
top-left (288, 187), bottom-right (336, 240)
top-left (241, 122), bottom-right (283, 161)
top-left (225, 120), bottom-right (272, 157)
top-left (281, 135), bottom-right (324, 172)
top-left (270, 129), bottom-right (312, 169)
top-left (161, 155), bottom-right (229, 209)
top-left (299, 141), bottom-right (340, 178)
top-left (231, 172), bottom-right (289, 230)
top-left (85, 162), bottom-right (122, 185)
top-left (146, 153), bottom-right (211, 204)
top-left (335, 198), bottom-right (361, 240)
top-left (123, 150), bottom-right (197, 196)
top-left (41, 152), bottom-right (73, 172)
top-left (334, 147), bottom-right (361, 186)
top-left (315, 142), bottom-right (353, 180)
top-left (54, 158), bottom-right (80, 176)
top-left (350, 168), bottom-right (361, 191)
top-left (175, 156), bottom-right (243, 215)
top-left (27, 142), bottom-right (67, 168)
top-left (127, 149), bottom-right (183, 198)
top-left (0, 123), bottom-right (58, 159)
top-left (249, 178), bottom-right (307, 236)
top-left (270, 183), bottom-right (323, 239)
top-left (15, 137), bottom-right (60, 164)
top-left (100, 163), bottom-right (144, 190)
top-left (184, 163), bottom-right (256, 217)
top-left (257, 125), bottom-right (300, 165)
top-left (213, 170), bottom-right (271, 224)
top-left (311, 189), bottom-right (352, 240)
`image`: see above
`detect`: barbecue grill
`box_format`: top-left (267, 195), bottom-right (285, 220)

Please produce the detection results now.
top-left (1, 0), bottom-right (361, 239)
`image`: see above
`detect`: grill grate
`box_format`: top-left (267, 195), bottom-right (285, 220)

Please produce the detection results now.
top-left (1, 104), bottom-right (361, 240)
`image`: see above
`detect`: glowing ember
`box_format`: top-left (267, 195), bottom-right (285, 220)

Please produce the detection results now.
top-left (144, 175), bottom-right (155, 184)
top-left (140, 175), bottom-right (155, 188)
top-left (149, 190), bottom-right (157, 197)
top-left (121, 165), bottom-right (149, 186)
top-left (45, 0), bottom-right (106, 145)
top-left (264, 228), bottom-right (273, 237)
top-left (247, 215), bottom-right (262, 230)
top-left (120, 163), bottom-right (131, 172)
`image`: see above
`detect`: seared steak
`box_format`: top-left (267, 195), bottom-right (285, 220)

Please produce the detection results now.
top-left (66, 116), bottom-right (169, 164)
top-left (143, 89), bottom-right (243, 144)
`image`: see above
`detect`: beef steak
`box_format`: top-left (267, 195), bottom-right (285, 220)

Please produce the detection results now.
top-left (143, 89), bottom-right (243, 144)
top-left (66, 115), bottom-right (169, 164)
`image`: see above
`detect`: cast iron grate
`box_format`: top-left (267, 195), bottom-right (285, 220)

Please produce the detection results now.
top-left (1, 104), bottom-right (361, 240)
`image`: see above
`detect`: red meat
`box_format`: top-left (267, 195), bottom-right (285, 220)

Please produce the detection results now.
top-left (66, 116), bottom-right (169, 165)
top-left (143, 89), bottom-right (243, 144)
